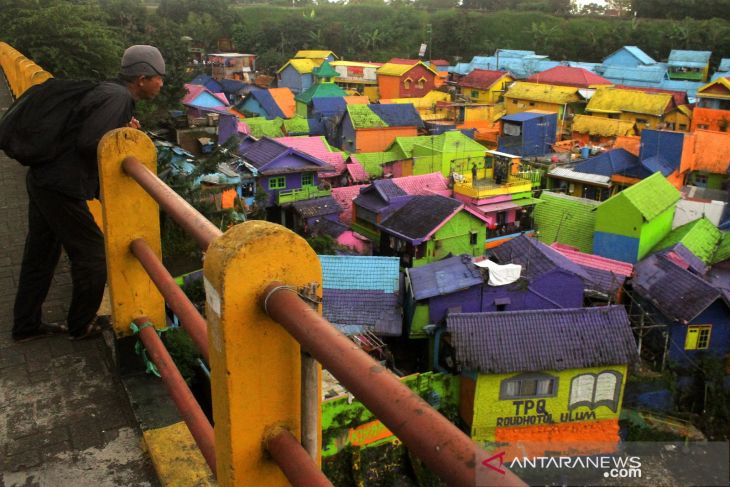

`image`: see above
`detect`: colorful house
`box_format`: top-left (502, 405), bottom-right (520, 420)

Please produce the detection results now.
top-left (277, 50), bottom-right (337, 94)
top-left (692, 77), bottom-right (730, 132)
top-left (680, 129), bottom-right (730, 190)
top-left (526, 66), bottom-right (612, 89)
top-left (457, 69), bottom-right (514, 105)
top-left (347, 151), bottom-right (402, 179)
top-left (447, 306), bottom-right (638, 452)
top-left (207, 52), bottom-right (256, 81)
top-left (636, 129), bottom-right (685, 188)
top-left (651, 217), bottom-right (722, 265)
top-left (377, 195), bottom-right (486, 267)
top-left (379, 90), bottom-right (451, 122)
top-left (593, 172), bottom-right (681, 263)
top-left (275, 136), bottom-right (347, 187)
top-left (289, 196), bottom-right (342, 234)
top-left (235, 88), bottom-right (296, 119)
top-left (585, 87), bottom-right (676, 133)
top-left (633, 253), bottom-right (730, 368)
top-left (338, 104), bottom-right (423, 153)
top-left (498, 111), bottom-right (557, 157)
top-left (533, 192), bottom-right (599, 253)
top-left (572, 148), bottom-right (651, 193)
top-left (546, 165), bottom-right (613, 201)
top-left (330, 60), bottom-right (380, 101)
top-left (667, 50), bottom-right (712, 82)
top-left (503, 82), bottom-right (584, 135)
top-left (318, 255), bottom-right (402, 336)
top-left (570, 114), bottom-right (637, 147)
top-left (330, 184), bottom-right (368, 225)
top-left (376, 61), bottom-right (439, 99)
top-left (238, 137), bottom-right (334, 209)
top-left (600, 46), bottom-right (657, 69)
top-left (387, 130), bottom-right (485, 177)
top-left (294, 62), bottom-right (347, 118)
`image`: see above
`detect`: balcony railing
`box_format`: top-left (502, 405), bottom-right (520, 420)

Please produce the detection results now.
top-left (277, 185), bottom-right (332, 205)
top-left (487, 220), bottom-right (534, 239)
top-left (454, 174), bottom-right (533, 199)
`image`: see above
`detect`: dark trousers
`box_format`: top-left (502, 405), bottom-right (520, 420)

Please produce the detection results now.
top-left (13, 174), bottom-right (106, 337)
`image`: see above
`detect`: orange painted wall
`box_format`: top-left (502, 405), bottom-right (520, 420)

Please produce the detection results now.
top-left (356, 127), bottom-right (418, 153)
top-left (691, 107), bottom-right (730, 132)
top-left (378, 76), bottom-right (401, 100)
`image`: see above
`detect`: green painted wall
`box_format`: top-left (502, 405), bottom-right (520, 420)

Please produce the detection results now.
top-left (413, 211), bottom-right (485, 267)
top-left (471, 365), bottom-right (628, 442)
top-left (594, 193), bottom-right (642, 237)
top-left (296, 100), bottom-right (308, 118)
top-left (637, 206), bottom-right (675, 260)
top-left (410, 303), bottom-right (431, 338)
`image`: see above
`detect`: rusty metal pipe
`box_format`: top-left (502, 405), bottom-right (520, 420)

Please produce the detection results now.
top-left (135, 318), bottom-right (216, 475)
top-left (122, 157), bottom-right (222, 250)
top-left (262, 284), bottom-right (526, 487)
top-left (130, 238), bottom-right (209, 362)
top-left (265, 428), bottom-right (333, 487)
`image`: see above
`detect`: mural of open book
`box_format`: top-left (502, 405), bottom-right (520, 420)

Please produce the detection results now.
top-left (569, 371), bottom-right (623, 412)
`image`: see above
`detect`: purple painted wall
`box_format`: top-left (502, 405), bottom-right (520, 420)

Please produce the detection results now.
top-left (340, 115), bottom-right (357, 152)
top-left (260, 171), bottom-right (319, 206)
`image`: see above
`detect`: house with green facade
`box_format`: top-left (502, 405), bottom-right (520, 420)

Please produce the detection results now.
top-left (447, 306), bottom-right (637, 454)
top-left (534, 192), bottom-right (599, 254)
top-left (651, 217), bottom-right (722, 265)
top-left (593, 173), bottom-right (681, 263)
top-left (386, 131), bottom-right (486, 178)
top-left (377, 195), bottom-right (487, 267)
top-left (294, 61), bottom-right (347, 118)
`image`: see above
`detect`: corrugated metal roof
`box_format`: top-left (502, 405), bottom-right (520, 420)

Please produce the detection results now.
top-left (653, 217), bottom-right (721, 264)
top-left (505, 81), bottom-right (581, 104)
top-left (550, 243), bottom-right (633, 276)
top-left (668, 50), bottom-right (712, 67)
top-left (534, 192), bottom-right (598, 254)
top-left (447, 306), bottom-right (637, 373)
top-left (408, 254), bottom-right (484, 300)
top-left (311, 96), bottom-right (347, 116)
top-left (612, 46), bottom-right (656, 66)
top-left (574, 148), bottom-right (647, 178)
top-left (548, 167), bottom-right (612, 186)
top-left (587, 87), bottom-right (672, 116)
top-left (319, 255), bottom-right (400, 292)
top-left (572, 115), bottom-right (636, 137)
top-left (490, 234), bottom-right (591, 281)
top-left (322, 289), bottom-right (401, 336)
top-left (600, 65), bottom-right (666, 84)
top-left (607, 172), bottom-right (680, 221)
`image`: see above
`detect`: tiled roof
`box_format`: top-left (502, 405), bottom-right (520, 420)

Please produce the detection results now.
top-left (369, 104), bottom-right (424, 128)
top-left (684, 130), bottom-right (730, 175)
top-left (663, 243), bottom-right (708, 275)
top-left (349, 151), bottom-right (402, 178)
top-left (379, 195), bottom-right (463, 243)
top-left (505, 82), bottom-right (581, 104)
top-left (240, 137), bottom-right (288, 168)
top-left (668, 50), bottom-right (712, 68)
top-left (182, 84), bottom-right (229, 108)
top-left (240, 117), bottom-right (284, 138)
top-left (278, 58), bottom-right (319, 75)
top-left (712, 232), bottom-right (730, 264)
top-left (275, 136), bottom-right (346, 176)
top-left (331, 185), bottom-right (368, 224)
top-left (550, 243), bottom-right (632, 295)
top-left (269, 88), bottom-right (296, 118)
top-left (391, 172), bottom-right (450, 196)
top-left (571, 115), bottom-right (636, 137)
top-left (319, 255), bottom-right (400, 292)
top-left (291, 196), bottom-right (341, 218)
top-left (447, 306), bottom-right (638, 373)
top-left (308, 218), bottom-right (348, 239)
top-left (614, 85), bottom-right (688, 107)
top-left (612, 172), bottom-right (680, 221)
top-left (374, 179), bottom-right (408, 201)
top-left (534, 192), bottom-right (599, 253)
top-left (346, 161), bottom-right (369, 183)
top-left (574, 148), bottom-right (650, 179)
top-left (490, 234), bottom-right (591, 281)
top-left (322, 289), bottom-right (401, 336)
top-left (347, 105), bottom-right (388, 129)
top-left (587, 87), bottom-right (673, 116)
top-left (458, 69), bottom-right (508, 91)
top-left (389, 58), bottom-right (420, 65)
top-left (698, 77), bottom-right (730, 98)
top-left (633, 254), bottom-right (722, 322)
top-left (408, 254), bottom-right (483, 300)
top-left (295, 82), bottom-right (347, 104)
top-left (527, 66), bottom-right (612, 88)
top-left (282, 116), bottom-right (310, 135)
top-left (653, 217), bottom-right (722, 264)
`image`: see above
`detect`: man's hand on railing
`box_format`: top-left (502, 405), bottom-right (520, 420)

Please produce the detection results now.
top-left (128, 117), bottom-right (141, 129)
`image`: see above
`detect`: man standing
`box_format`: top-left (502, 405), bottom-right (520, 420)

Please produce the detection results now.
top-left (12, 45), bottom-right (165, 341)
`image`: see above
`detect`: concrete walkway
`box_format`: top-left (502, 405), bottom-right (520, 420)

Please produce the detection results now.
top-left (0, 75), bottom-right (158, 486)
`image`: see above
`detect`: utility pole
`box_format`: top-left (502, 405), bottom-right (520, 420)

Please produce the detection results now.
top-left (426, 24), bottom-right (432, 63)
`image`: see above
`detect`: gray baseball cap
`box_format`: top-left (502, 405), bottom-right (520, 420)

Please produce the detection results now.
top-left (121, 45), bottom-right (166, 77)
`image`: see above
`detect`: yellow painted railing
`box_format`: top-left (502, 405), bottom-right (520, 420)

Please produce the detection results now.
top-left (0, 42), bottom-right (53, 97)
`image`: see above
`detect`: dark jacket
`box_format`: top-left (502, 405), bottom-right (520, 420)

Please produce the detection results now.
top-left (30, 79), bottom-right (135, 200)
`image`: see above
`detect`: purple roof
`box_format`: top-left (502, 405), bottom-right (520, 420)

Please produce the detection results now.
top-left (447, 306), bottom-right (638, 373)
top-left (240, 137), bottom-right (333, 174)
top-left (323, 289), bottom-right (402, 336)
top-left (240, 137), bottom-right (288, 168)
top-left (408, 254), bottom-right (484, 300)
top-left (353, 179), bottom-right (408, 212)
top-left (308, 218), bottom-right (348, 239)
top-left (379, 195), bottom-right (463, 244)
top-left (660, 243), bottom-right (708, 275)
top-left (292, 196), bottom-right (342, 218)
top-left (581, 267), bottom-right (627, 296)
top-left (633, 254), bottom-right (722, 322)
top-left (490, 235), bottom-right (592, 281)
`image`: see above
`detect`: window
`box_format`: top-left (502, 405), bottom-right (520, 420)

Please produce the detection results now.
top-left (635, 118), bottom-right (648, 125)
top-left (679, 124), bottom-right (687, 130)
top-left (471, 90), bottom-right (479, 99)
top-left (698, 124), bottom-right (709, 130)
top-left (500, 373), bottom-right (557, 399)
top-left (403, 77), bottom-right (413, 89)
top-left (569, 371), bottom-right (622, 412)
top-left (529, 101), bottom-right (536, 106)
top-left (470, 231), bottom-right (478, 246)
top-left (512, 99), bottom-right (518, 105)
top-left (685, 325), bottom-right (712, 350)
top-left (417, 77), bottom-right (427, 89)
top-left (301, 173), bottom-right (313, 186)
top-left (268, 176), bottom-right (286, 190)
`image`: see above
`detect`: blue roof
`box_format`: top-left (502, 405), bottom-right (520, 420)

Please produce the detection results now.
top-left (248, 89), bottom-right (285, 119)
top-left (719, 59), bottom-right (730, 72)
top-left (668, 50), bottom-right (712, 68)
top-left (639, 130), bottom-right (684, 177)
top-left (623, 46), bottom-right (657, 65)
top-left (502, 112), bottom-right (549, 122)
top-left (658, 79), bottom-right (703, 102)
top-left (319, 255), bottom-right (400, 292)
top-left (312, 97), bottom-right (347, 117)
top-left (219, 79), bottom-right (247, 94)
top-left (574, 149), bottom-right (648, 178)
top-left (408, 254), bottom-right (484, 300)
top-left (601, 65), bottom-right (667, 84)
top-left (369, 104), bottom-right (424, 128)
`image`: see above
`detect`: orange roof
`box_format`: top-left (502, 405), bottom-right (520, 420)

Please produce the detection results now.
top-left (269, 88), bottom-right (296, 118)
top-left (344, 96), bottom-right (370, 105)
top-left (684, 130), bottom-right (730, 174)
top-left (612, 135), bottom-right (641, 156)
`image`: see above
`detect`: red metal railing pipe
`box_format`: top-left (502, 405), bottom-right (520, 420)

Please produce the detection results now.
top-left (265, 428), bottom-right (333, 487)
top-left (135, 317), bottom-right (216, 474)
top-left (261, 284), bottom-right (526, 487)
top-left (130, 238), bottom-right (209, 362)
top-left (122, 157), bottom-right (222, 250)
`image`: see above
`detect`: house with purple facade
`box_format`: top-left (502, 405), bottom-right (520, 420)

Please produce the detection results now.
top-left (632, 253), bottom-right (730, 368)
top-left (319, 255), bottom-right (402, 336)
top-left (238, 137), bottom-right (335, 218)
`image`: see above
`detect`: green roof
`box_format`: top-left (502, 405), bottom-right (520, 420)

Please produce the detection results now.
top-left (534, 191), bottom-right (600, 253)
top-left (391, 131), bottom-right (485, 159)
top-left (611, 172), bottom-right (680, 221)
top-left (295, 82), bottom-right (347, 104)
top-left (283, 116), bottom-right (310, 135)
top-left (347, 105), bottom-right (388, 129)
top-left (353, 151), bottom-right (401, 177)
top-left (244, 117), bottom-right (284, 138)
top-left (653, 217), bottom-right (722, 264)
top-left (389, 135), bottom-right (426, 158)
top-left (712, 231), bottom-right (730, 264)
top-left (313, 60), bottom-right (339, 78)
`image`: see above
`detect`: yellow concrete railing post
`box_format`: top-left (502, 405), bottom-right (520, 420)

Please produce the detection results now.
top-left (0, 41), bottom-right (53, 97)
top-left (97, 128), bottom-right (166, 336)
top-left (203, 221), bottom-right (323, 486)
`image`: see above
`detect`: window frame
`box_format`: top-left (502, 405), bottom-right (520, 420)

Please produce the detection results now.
top-left (500, 373), bottom-right (558, 400)
top-left (301, 173), bottom-right (314, 187)
top-left (685, 324), bottom-right (712, 350)
top-left (268, 176), bottom-right (286, 190)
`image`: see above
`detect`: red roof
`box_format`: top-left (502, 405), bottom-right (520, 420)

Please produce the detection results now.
top-left (550, 243), bottom-right (633, 277)
top-left (430, 59), bottom-right (450, 66)
top-left (389, 58), bottom-right (421, 65)
top-left (615, 85), bottom-right (688, 107)
top-left (458, 69), bottom-right (508, 91)
top-left (527, 66), bottom-right (612, 89)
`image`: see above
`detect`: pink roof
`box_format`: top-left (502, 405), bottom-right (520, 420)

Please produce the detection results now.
top-left (331, 185), bottom-right (368, 224)
top-left (391, 172), bottom-right (451, 196)
top-left (550, 243), bottom-right (633, 276)
top-left (346, 161), bottom-right (369, 183)
top-left (336, 230), bottom-right (370, 254)
top-left (237, 121), bottom-right (250, 135)
top-left (527, 66), bottom-right (612, 89)
top-left (182, 84), bottom-right (230, 107)
top-left (274, 136), bottom-right (347, 176)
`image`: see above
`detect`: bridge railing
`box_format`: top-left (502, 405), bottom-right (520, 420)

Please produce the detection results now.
top-left (0, 42), bottom-right (53, 97)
